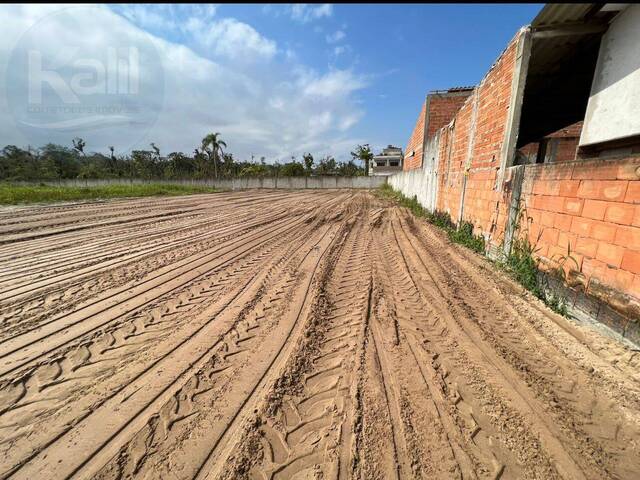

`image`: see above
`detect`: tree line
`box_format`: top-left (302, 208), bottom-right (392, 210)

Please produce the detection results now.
top-left (0, 133), bottom-right (376, 181)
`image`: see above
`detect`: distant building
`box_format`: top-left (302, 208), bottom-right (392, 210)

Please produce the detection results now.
top-left (370, 145), bottom-right (403, 176)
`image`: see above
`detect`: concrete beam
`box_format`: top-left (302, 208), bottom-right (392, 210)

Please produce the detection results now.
top-left (532, 23), bottom-right (608, 39)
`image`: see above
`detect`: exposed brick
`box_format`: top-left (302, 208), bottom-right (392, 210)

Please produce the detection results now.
top-left (615, 269), bottom-right (636, 293)
top-left (554, 213), bottom-right (573, 231)
top-left (570, 217), bottom-right (593, 237)
top-left (621, 250), bottom-right (640, 275)
top-left (534, 242), bottom-right (549, 258)
top-left (617, 162), bottom-right (640, 180)
top-left (590, 221), bottom-right (617, 242)
top-left (631, 275), bottom-right (640, 299)
top-left (575, 236), bottom-right (598, 258)
top-left (625, 181), bottom-right (640, 204)
top-left (572, 163), bottom-right (618, 180)
top-left (541, 211), bottom-right (555, 227)
top-left (582, 199), bottom-right (608, 221)
top-left (558, 180), bottom-right (581, 197)
top-left (582, 257), bottom-right (607, 280)
top-left (539, 195), bottom-right (565, 212)
top-left (614, 226), bottom-right (640, 250)
top-left (558, 231), bottom-right (577, 251)
top-left (540, 227), bottom-right (559, 245)
top-left (634, 206), bottom-right (640, 228)
top-left (401, 29), bottom-right (638, 303)
top-left (427, 92), bottom-right (473, 138)
top-left (548, 245), bottom-right (568, 263)
top-left (595, 242), bottom-right (625, 268)
top-left (564, 198), bottom-right (584, 215)
top-left (604, 202), bottom-right (636, 225)
top-left (577, 180), bottom-right (628, 201)
top-left (404, 100), bottom-right (427, 171)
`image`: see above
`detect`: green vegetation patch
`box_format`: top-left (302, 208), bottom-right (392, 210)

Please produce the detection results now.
top-left (0, 183), bottom-right (218, 205)
top-left (376, 183), bottom-right (485, 254)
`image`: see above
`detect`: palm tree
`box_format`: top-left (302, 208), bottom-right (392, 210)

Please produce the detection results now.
top-left (201, 132), bottom-right (227, 179)
top-left (72, 137), bottom-right (86, 156)
top-left (350, 144), bottom-right (373, 176)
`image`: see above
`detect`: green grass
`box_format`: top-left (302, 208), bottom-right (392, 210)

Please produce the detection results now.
top-left (376, 184), bottom-right (485, 254)
top-left (503, 235), bottom-right (541, 296)
top-left (0, 183), bottom-right (219, 205)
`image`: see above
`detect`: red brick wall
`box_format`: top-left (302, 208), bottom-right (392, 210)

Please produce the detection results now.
top-left (516, 122), bottom-right (583, 164)
top-left (520, 156), bottom-right (640, 301)
top-left (553, 137), bottom-right (580, 163)
top-left (403, 101), bottom-right (426, 171)
top-left (399, 26), bottom-right (640, 308)
top-left (434, 32), bottom-right (520, 241)
top-left (426, 93), bottom-right (472, 138)
top-left (404, 90), bottom-right (473, 172)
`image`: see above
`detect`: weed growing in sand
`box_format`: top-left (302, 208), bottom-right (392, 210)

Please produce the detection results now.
top-left (375, 184), bottom-right (485, 254)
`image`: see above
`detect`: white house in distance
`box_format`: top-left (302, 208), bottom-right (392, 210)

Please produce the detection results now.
top-left (370, 145), bottom-right (403, 176)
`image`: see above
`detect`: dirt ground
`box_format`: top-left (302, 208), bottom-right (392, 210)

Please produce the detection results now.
top-left (0, 190), bottom-right (639, 480)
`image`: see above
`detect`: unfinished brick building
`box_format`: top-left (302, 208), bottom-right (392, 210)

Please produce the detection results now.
top-left (404, 88), bottom-right (473, 171)
top-left (390, 3), bottom-right (640, 342)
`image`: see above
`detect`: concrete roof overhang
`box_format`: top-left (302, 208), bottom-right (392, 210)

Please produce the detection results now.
top-left (516, 3), bottom-right (627, 147)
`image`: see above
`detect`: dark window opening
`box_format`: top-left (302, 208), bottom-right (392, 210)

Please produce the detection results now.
top-left (515, 9), bottom-right (611, 163)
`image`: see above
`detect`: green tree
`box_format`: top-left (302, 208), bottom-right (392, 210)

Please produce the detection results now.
top-left (108, 146), bottom-right (117, 174)
top-left (166, 152), bottom-right (195, 178)
top-left (337, 160), bottom-right (363, 176)
top-left (239, 163), bottom-right (269, 177)
top-left (131, 150), bottom-right (155, 179)
top-left (316, 155), bottom-right (337, 175)
top-left (201, 132), bottom-right (227, 179)
top-left (72, 137), bottom-right (86, 156)
top-left (281, 161), bottom-right (305, 177)
top-left (193, 148), bottom-right (208, 178)
top-left (303, 153), bottom-right (314, 176)
top-left (350, 144), bottom-right (373, 176)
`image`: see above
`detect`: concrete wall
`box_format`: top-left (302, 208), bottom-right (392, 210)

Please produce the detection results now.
top-left (580, 5), bottom-right (640, 147)
top-left (18, 176), bottom-right (387, 190)
top-left (391, 130), bottom-right (441, 212)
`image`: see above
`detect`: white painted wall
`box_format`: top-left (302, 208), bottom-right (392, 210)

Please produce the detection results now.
top-left (580, 5), bottom-right (640, 146)
top-left (388, 131), bottom-right (440, 212)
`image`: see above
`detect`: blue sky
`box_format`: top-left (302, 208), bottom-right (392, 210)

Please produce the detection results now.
top-left (1, 4), bottom-right (542, 161)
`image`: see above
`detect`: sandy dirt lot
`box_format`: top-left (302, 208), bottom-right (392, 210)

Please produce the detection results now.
top-left (0, 190), bottom-right (639, 480)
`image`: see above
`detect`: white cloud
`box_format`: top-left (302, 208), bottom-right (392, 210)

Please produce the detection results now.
top-left (192, 18), bottom-right (277, 61)
top-left (115, 4), bottom-right (218, 33)
top-left (117, 4), bottom-right (177, 31)
top-left (288, 4), bottom-right (333, 23)
top-left (303, 70), bottom-right (368, 98)
top-left (0, 4), bottom-right (369, 162)
top-left (338, 113), bottom-right (361, 131)
top-left (326, 30), bottom-right (345, 44)
top-left (308, 111), bottom-right (332, 132)
top-left (333, 45), bottom-right (350, 56)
